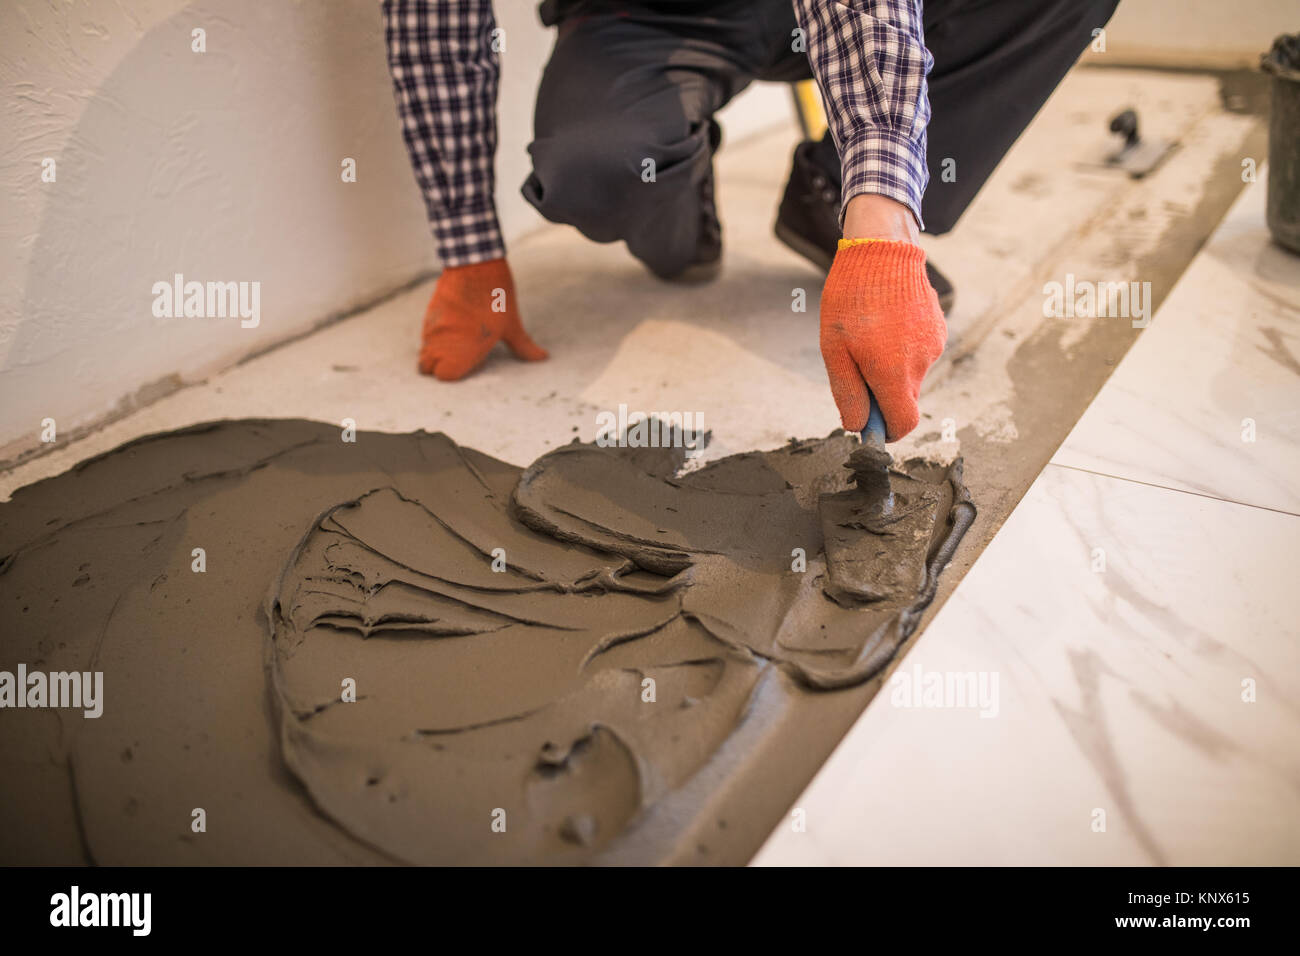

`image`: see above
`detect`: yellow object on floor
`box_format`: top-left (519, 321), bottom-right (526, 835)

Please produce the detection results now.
top-left (791, 79), bottom-right (827, 140)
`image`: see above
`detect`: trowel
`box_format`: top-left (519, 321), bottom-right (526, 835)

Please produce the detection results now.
top-left (1078, 108), bottom-right (1176, 178)
top-left (817, 387), bottom-right (901, 603)
top-left (853, 387), bottom-right (894, 511)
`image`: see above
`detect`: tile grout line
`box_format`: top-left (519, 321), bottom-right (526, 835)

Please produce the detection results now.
top-left (1046, 461), bottom-right (1300, 519)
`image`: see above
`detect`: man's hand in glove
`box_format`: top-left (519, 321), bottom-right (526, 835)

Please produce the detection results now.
top-left (419, 258), bottom-right (548, 381)
top-left (819, 195), bottom-right (947, 441)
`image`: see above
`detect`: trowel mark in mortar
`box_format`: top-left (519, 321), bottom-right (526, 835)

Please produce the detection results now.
top-left (0, 420), bottom-right (974, 865)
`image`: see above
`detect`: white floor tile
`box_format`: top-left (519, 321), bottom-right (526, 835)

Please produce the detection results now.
top-left (753, 464), bottom-right (1300, 866)
top-left (1053, 175), bottom-right (1300, 515)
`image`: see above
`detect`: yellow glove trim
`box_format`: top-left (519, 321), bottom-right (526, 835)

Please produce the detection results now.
top-left (837, 237), bottom-right (911, 251)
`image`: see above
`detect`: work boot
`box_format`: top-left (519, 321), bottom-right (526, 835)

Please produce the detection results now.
top-left (775, 140), bottom-right (956, 314)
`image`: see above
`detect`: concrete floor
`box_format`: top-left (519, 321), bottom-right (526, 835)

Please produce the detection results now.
top-left (0, 65), bottom-right (1272, 863)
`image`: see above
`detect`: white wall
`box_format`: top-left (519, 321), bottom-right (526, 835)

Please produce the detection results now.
top-left (1101, 0), bottom-right (1296, 68)
top-left (0, 0), bottom-right (441, 453)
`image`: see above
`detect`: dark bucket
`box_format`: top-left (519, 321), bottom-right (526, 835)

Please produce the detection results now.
top-left (1262, 33), bottom-right (1300, 254)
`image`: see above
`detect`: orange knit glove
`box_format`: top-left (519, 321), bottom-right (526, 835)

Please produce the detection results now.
top-left (819, 239), bottom-right (947, 441)
top-left (418, 258), bottom-right (548, 380)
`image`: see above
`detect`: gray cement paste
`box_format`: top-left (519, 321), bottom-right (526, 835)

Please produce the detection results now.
top-left (0, 420), bottom-right (973, 865)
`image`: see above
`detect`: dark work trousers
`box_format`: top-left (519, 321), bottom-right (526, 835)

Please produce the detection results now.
top-left (522, 0), bottom-right (1120, 278)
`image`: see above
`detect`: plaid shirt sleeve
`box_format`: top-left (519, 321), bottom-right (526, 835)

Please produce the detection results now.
top-left (382, 0), bottom-right (506, 267)
top-left (794, 0), bottom-right (933, 230)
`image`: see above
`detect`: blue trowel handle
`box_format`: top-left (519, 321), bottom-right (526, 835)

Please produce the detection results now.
top-left (860, 387), bottom-right (887, 446)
